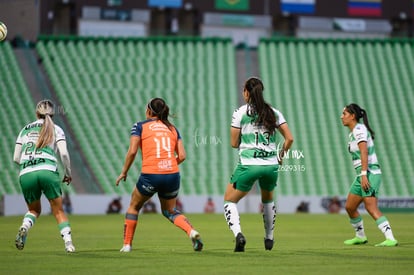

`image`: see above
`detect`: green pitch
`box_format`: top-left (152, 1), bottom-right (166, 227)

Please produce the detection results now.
top-left (1, 213), bottom-right (413, 274)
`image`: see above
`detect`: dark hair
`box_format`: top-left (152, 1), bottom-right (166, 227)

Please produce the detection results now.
top-left (244, 77), bottom-right (277, 134)
top-left (345, 103), bottom-right (375, 139)
top-left (147, 98), bottom-right (173, 129)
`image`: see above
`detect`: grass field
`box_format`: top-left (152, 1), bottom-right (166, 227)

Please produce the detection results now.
top-left (1, 213), bottom-right (413, 274)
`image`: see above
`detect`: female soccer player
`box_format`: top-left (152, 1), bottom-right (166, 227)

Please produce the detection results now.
top-left (224, 77), bottom-right (294, 252)
top-left (116, 97), bottom-right (203, 252)
top-left (13, 99), bottom-right (75, 252)
top-left (341, 103), bottom-right (398, 247)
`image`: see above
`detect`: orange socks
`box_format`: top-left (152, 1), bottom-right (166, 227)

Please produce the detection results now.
top-left (123, 213), bottom-right (138, 245)
top-left (173, 214), bottom-right (193, 236)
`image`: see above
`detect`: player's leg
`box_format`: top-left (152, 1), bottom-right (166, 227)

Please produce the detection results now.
top-left (121, 186), bottom-right (150, 252)
top-left (261, 190), bottom-right (276, 250)
top-left (16, 172), bottom-right (42, 250)
top-left (49, 196), bottom-right (75, 252)
top-left (160, 197), bottom-right (203, 251)
top-left (158, 173), bottom-right (203, 251)
top-left (259, 165), bottom-right (278, 251)
top-left (224, 165), bottom-right (255, 252)
top-left (224, 183), bottom-right (248, 252)
top-left (362, 174), bottom-right (398, 246)
top-left (42, 170), bottom-right (75, 252)
top-left (344, 192), bottom-right (367, 245)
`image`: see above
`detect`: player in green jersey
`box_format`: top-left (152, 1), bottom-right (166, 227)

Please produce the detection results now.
top-left (13, 100), bottom-right (75, 252)
top-left (224, 77), bottom-right (294, 252)
top-left (341, 103), bottom-right (398, 247)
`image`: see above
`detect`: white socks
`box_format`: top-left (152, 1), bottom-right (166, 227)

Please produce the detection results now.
top-left (262, 202), bottom-right (276, 240)
top-left (376, 217), bottom-right (396, 241)
top-left (224, 202), bottom-right (241, 237)
top-left (22, 212), bottom-right (36, 230)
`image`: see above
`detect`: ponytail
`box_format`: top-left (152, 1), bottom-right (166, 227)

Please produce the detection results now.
top-left (244, 77), bottom-right (277, 134)
top-left (35, 99), bottom-right (56, 148)
top-left (37, 114), bottom-right (55, 148)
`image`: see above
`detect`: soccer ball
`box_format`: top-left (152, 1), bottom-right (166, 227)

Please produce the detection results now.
top-left (0, 22), bottom-right (7, 41)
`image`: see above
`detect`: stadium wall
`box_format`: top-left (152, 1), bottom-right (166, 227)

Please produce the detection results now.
top-left (3, 194), bottom-right (413, 216)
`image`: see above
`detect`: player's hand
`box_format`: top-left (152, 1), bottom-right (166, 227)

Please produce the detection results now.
top-left (116, 173), bottom-right (127, 186)
top-left (63, 175), bottom-right (72, 185)
top-left (361, 176), bottom-right (370, 192)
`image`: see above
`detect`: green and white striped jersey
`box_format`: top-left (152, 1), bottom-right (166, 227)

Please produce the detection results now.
top-left (348, 123), bottom-right (381, 174)
top-left (15, 119), bottom-right (66, 176)
top-left (231, 104), bottom-right (286, 165)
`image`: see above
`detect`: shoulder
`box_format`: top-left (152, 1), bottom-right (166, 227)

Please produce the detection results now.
top-left (234, 104), bottom-right (248, 113)
top-left (352, 123), bottom-right (368, 140)
top-left (54, 124), bottom-right (65, 133)
top-left (131, 119), bottom-right (152, 134)
top-left (232, 104), bottom-right (248, 119)
top-left (271, 107), bottom-right (287, 126)
top-left (352, 123), bottom-right (367, 135)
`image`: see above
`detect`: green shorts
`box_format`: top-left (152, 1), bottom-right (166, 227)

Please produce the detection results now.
top-left (19, 170), bottom-right (62, 204)
top-left (349, 172), bottom-right (382, 197)
top-left (230, 164), bottom-right (279, 192)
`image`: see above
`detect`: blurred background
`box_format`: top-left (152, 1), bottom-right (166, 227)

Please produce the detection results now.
top-left (1, 0), bottom-right (413, 215)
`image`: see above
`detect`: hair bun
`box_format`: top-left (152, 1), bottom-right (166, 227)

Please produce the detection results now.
top-left (36, 100), bottom-right (55, 116)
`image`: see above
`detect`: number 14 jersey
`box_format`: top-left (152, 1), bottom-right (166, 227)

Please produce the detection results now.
top-left (131, 119), bottom-right (181, 174)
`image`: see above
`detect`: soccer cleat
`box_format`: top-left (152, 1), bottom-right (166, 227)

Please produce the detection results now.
top-left (344, 236), bottom-right (368, 245)
top-left (375, 239), bottom-right (398, 247)
top-left (264, 238), bottom-right (274, 251)
top-left (15, 227), bottom-right (28, 250)
top-left (65, 241), bottom-right (76, 253)
top-left (120, 244), bottom-right (131, 252)
top-left (190, 230), bottom-right (203, 252)
top-left (234, 232), bottom-right (246, 252)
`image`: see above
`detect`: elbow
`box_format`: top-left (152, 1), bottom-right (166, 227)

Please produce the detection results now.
top-left (285, 137), bottom-right (294, 150)
top-left (230, 140), bottom-right (240, 148)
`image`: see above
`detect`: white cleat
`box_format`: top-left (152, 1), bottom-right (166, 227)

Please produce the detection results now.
top-left (190, 230), bottom-right (203, 252)
top-left (120, 244), bottom-right (131, 252)
top-left (65, 241), bottom-right (76, 253)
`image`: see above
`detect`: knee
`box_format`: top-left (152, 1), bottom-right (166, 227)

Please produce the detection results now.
top-left (344, 203), bottom-right (356, 215)
top-left (162, 208), bottom-right (181, 222)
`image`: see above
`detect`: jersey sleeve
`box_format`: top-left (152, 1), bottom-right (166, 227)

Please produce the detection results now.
top-left (352, 124), bottom-right (368, 143)
top-left (15, 128), bottom-right (23, 145)
top-left (131, 122), bottom-right (143, 137)
top-left (231, 107), bottom-right (242, 128)
top-left (175, 127), bottom-right (182, 140)
top-left (275, 109), bottom-right (286, 127)
top-left (55, 125), bottom-right (66, 143)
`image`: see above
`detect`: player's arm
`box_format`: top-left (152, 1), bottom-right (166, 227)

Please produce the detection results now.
top-left (116, 136), bottom-right (140, 185)
top-left (358, 141), bottom-right (370, 191)
top-left (13, 143), bottom-right (22, 164)
top-left (278, 123), bottom-right (294, 164)
top-left (57, 140), bottom-right (72, 184)
top-left (230, 127), bottom-right (241, 148)
top-left (175, 139), bottom-right (186, 165)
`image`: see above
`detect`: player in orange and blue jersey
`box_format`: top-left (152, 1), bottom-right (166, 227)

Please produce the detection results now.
top-left (116, 98), bottom-right (203, 252)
